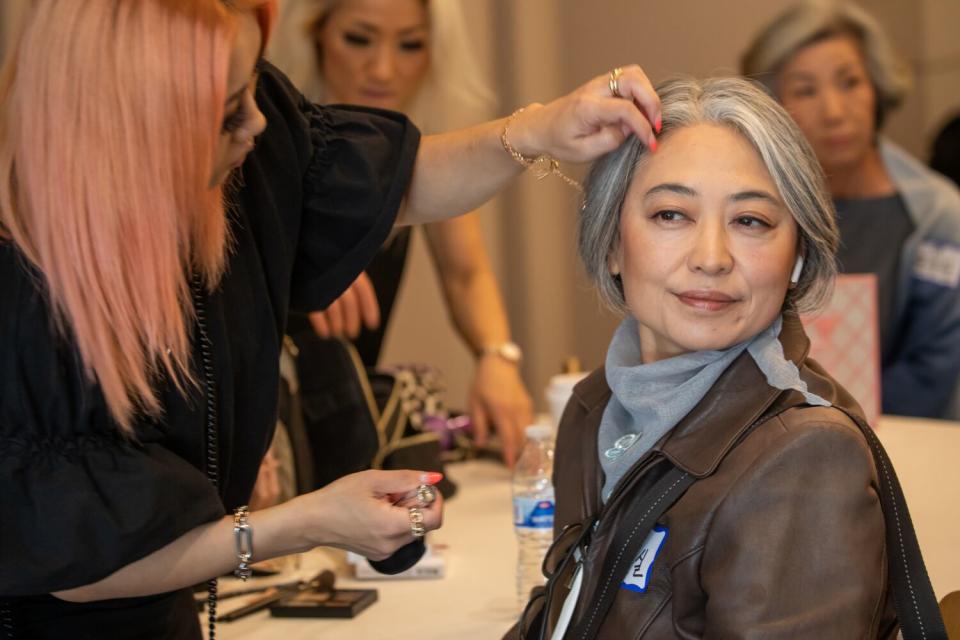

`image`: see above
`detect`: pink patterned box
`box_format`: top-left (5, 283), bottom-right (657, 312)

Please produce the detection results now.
top-left (801, 274), bottom-right (882, 426)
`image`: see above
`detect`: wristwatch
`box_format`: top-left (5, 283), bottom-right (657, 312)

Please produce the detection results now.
top-left (479, 341), bottom-right (523, 364)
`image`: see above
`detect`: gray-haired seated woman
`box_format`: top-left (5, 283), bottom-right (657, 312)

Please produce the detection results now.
top-left (521, 77), bottom-right (897, 638)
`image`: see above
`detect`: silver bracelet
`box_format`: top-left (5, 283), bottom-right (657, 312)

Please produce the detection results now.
top-left (233, 506), bottom-right (254, 581)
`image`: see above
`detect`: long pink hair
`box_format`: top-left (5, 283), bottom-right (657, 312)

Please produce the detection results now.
top-left (0, 0), bottom-right (276, 434)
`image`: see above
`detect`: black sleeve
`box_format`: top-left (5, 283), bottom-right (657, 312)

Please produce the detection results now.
top-left (252, 62), bottom-right (420, 313)
top-left (0, 257), bottom-right (224, 595)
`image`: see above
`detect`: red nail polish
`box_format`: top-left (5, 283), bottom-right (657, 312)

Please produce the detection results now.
top-left (655, 115), bottom-right (663, 134)
top-left (421, 472), bottom-right (444, 485)
top-left (649, 138), bottom-right (658, 152)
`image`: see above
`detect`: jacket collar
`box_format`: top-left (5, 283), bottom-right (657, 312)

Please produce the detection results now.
top-left (570, 313), bottom-right (858, 478)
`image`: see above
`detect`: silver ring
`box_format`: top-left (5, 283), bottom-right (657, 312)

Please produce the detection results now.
top-left (409, 507), bottom-right (426, 538)
top-left (608, 67), bottom-right (624, 98)
top-left (416, 484), bottom-right (437, 506)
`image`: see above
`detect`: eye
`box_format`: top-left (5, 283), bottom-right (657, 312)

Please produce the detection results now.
top-left (399, 39), bottom-right (426, 52)
top-left (221, 104), bottom-right (247, 134)
top-left (840, 75), bottom-right (862, 90)
top-left (652, 209), bottom-right (687, 223)
top-left (733, 215), bottom-right (771, 229)
top-left (344, 32), bottom-right (371, 47)
top-left (789, 85), bottom-right (816, 99)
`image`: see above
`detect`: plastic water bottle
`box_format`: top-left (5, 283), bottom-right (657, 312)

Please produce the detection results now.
top-left (512, 424), bottom-right (555, 611)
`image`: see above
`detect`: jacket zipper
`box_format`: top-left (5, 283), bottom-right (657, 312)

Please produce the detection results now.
top-left (192, 275), bottom-right (221, 640)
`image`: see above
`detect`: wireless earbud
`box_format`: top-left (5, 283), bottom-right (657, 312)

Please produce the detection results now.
top-left (790, 254), bottom-right (805, 285)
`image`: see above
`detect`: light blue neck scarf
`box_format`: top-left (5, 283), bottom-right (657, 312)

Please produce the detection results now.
top-left (599, 315), bottom-right (829, 502)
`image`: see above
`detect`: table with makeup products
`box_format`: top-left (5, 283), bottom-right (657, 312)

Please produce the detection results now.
top-left (212, 415), bottom-right (960, 639)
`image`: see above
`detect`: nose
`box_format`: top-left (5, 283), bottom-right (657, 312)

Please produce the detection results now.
top-left (368, 43), bottom-right (397, 83)
top-left (687, 218), bottom-right (733, 276)
top-left (820, 86), bottom-right (845, 123)
top-left (248, 104), bottom-right (267, 139)
top-left (236, 101), bottom-right (267, 145)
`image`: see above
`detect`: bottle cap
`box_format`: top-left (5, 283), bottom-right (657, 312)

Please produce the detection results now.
top-left (561, 356), bottom-right (582, 374)
top-left (524, 424), bottom-right (552, 440)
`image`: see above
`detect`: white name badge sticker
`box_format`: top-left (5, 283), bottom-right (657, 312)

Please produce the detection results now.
top-left (915, 241), bottom-right (960, 288)
top-left (621, 525), bottom-right (667, 593)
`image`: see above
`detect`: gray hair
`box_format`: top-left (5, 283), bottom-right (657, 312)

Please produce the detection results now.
top-left (580, 76), bottom-right (838, 315)
top-left (740, 0), bottom-right (910, 129)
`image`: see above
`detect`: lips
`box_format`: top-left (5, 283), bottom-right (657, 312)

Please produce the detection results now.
top-left (823, 134), bottom-right (854, 148)
top-left (674, 289), bottom-right (739, 311)
top-left (359, 88), bottom-right (396, 100)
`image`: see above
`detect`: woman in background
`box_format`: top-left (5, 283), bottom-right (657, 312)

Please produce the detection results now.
top-left (271, 0), bottom-right (533, 464)
top-left (742, 0), bottom-right (960, 419)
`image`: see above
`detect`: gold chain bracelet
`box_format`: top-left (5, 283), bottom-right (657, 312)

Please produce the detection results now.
top-left (500, 107), bottom-right (583, 192)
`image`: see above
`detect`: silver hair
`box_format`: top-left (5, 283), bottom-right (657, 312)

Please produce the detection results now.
top-left (579, 76), bottom-right (838, 315)
top-left (741, 0), bottom-right (911, 128)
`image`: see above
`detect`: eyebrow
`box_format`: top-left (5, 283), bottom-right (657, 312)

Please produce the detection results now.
top-left (782, 63), bottom-right (859, 83)
top-left (644, 183), bottom-right (696, 199)
top-left (353, 20), bottom-right (428, 36)
top-left (644, 183), bottom-right (781, 205)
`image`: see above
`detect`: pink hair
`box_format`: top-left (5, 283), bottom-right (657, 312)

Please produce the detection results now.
top-left (0, 0), bottom-right (276, 434)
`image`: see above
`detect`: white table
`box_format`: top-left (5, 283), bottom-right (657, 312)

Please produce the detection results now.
top-left (217, 415), bottom-right (959, 639)
top-left (875, 415), bottom-right (960, 601)
top-left (216, 459), bottom-right (519, 640)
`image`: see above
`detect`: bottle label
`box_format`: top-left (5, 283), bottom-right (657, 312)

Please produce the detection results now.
top-left (513, 496), bottom-right (555, 529)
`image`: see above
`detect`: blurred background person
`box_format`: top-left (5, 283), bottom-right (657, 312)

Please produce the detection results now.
top-left (269, 0), bottom-right (533, 465)
top-left (931, 113), bottom-right (960, 187)
top-left (742, 0), bottom-right (960, 420)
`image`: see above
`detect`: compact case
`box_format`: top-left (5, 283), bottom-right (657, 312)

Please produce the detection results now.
top-left (269, 588), bottom-right (378, 619)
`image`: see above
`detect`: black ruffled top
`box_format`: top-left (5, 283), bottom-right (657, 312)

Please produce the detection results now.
top-left (0, 62), bottom-right (419, 638)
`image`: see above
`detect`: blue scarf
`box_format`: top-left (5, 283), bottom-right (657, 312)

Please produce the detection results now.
top-left (599, 315), bottom-right (829, 502)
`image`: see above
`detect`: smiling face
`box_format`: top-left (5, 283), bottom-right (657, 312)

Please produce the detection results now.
top-left (314, 0), bottom-right (430, 111)
top-left (776, 34), bottom-right (877, 175)
top-left (210, 11), bottom-right (267, 187)
top-left (612, 124), bottom-right (799, 363)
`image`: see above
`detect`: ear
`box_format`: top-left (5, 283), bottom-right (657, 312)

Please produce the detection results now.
top-left (607, 246), bottom-right (622, 277)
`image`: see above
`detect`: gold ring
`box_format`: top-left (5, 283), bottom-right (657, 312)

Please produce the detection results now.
top-left (608, 67), bottom-right (624, 98)
top-left (409, 507), bottom-right (426, 538)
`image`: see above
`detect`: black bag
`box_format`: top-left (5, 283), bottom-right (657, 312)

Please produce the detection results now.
top-left (284, 328), bottom-right (456, 498)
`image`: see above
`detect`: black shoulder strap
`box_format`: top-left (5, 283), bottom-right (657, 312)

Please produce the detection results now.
top-left (566, 465), bottom-right (694, 640)
top-left (566, 407), bottom-right (776, 640)
top-left (834, 408), bottom-right (947, 640)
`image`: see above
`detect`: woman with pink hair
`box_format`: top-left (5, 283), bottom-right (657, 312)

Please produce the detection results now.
top-left (0, 0), bottom-right (661, 636)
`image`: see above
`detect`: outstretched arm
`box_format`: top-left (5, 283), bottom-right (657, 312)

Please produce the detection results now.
top-left (398, 66), bottom-right (660, 226)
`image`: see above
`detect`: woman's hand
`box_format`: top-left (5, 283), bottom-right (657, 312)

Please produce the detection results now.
top-left (309, 271), bottom-right (381, 339)
top-left (508, 64), bottom-right (662, 162)
top-left (295, 469), bottom-right (444, 560)
top-left (469, 356), bottom-right (533, 468)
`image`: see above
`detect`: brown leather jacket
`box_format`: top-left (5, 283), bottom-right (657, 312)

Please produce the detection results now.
top-left (548, 315), bottom-right (897, 639)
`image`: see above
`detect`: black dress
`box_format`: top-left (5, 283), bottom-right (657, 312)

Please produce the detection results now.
top-left (0, 62), bottom-right (419, 638)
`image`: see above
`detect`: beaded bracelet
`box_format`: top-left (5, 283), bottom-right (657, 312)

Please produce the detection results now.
top-left (233, 506), bottom-right (254, 581)
top-left (500, 107), bottom-right (583, 192)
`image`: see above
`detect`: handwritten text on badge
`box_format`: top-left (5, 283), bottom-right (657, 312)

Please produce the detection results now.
top-left (621, 525), bottom-right (667, 593)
